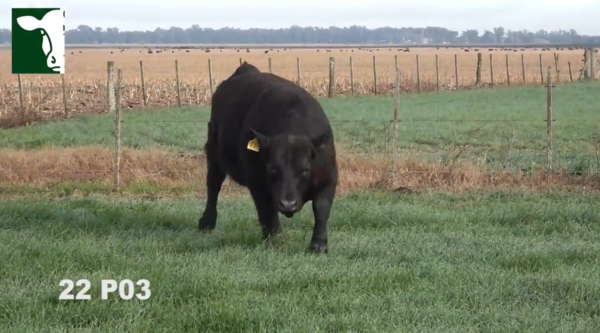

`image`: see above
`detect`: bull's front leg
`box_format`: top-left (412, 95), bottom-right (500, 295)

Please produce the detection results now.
top-left (249, 187), bottom-right (282, 239)
top-left (309, 184), bottom-right (336, 254)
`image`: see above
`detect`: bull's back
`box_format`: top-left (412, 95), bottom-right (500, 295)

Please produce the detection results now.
top-left (210, 71), bottom-right (292, 126)
top-left (208, 70), bottom-right (298, 184)
top-left (244, 82), bottom-right (332, 139)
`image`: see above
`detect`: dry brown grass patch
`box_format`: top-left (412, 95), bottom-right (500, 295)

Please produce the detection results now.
top-left (1, 146), bottom-right (598, 195)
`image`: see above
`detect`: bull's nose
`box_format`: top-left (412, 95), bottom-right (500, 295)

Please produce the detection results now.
top-left (278, 199), bottom-right (297, 211)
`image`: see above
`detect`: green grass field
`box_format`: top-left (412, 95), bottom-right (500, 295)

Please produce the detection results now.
top-left (1, 82), bottom-right (600, 331)
top-left (2, 80), bottom-right (599, 173)
top-left (1, 192), bottom-right (600, 332)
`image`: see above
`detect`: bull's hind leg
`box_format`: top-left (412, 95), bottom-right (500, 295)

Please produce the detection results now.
top-left (198, 123), bottom-right (227, 231)
top-left (198, 160), bottom-right (226, 231)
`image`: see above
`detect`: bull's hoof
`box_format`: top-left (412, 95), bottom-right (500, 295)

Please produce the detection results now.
top-left (261, 227), bottom-right (283, 240)
top-left (198, 222), bottom-right (215, 232)
top-left (308, 242), bottom-right (328, 254)
top-left (198, 213), bottom-right (216, 232)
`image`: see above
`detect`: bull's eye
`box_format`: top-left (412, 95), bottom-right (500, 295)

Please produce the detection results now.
top-left (302, 168), bottom-right (310, 175)
top-left (269, 167), bottom-right (277, 174)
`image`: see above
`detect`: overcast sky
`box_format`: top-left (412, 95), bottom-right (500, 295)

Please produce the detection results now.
top-left (3, 0), bottom-right (600, 35)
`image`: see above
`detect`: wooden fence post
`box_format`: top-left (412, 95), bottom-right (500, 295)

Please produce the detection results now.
top-left (268, 58), bottom-right (272, 73)
top-left (392, 68), bottom-right (401, 185)
top-left (539, 54), bottom-right (544, 84)
top-left (505, 54), bottom-right (510, 86)
top-left (372, 55), bottom-right (377, 95)
top-left (107, 61), bottom-right (115, 113)
top-left (349, 56), bottom-right (354, 95)
top-left (475, 53), bottom-right (482, 87)
top-left (208, 59), bottom-right (214, 95)
top-left (546, 66), bottom-right (553, 170)
top-left (435, 54), bottom-right (440, 91)
top-left (475, 53), bottom-right (482, 88)
top-left (521, 54), bottom-right (526, 84)
top-left (139, 61), bottom-right (147, 107)
top-left (590, 48), bottom-right (596, 79)
top-left (61, 74), bottom-right (68, 118)
top-left (489, 54), bottom-right (494, 87)
top-left (114, 69), bottom-right (123, 191)
top-left (416, 55), bottom-right (421, 92)
top-left (175, 60), bottom-right (182, 107)
top-left (328, 57), bottom-right (335, 98)
top-left (296, 57), bottom-right (301, 87)
top-left (583, 48), bottom-right (591, 79)
top-left (568, 61), bottom-right (573, 81)
top-left (17, 74), bottom-right (24, 119)
top-left (454, 54), bottom-right (459, 89)
top-left (553, 53), bottom-right (560, 82)
top-left (26, 81), bottom-right (31, 105)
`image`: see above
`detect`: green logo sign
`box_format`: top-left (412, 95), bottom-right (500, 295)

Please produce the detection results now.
top-left (12, 7), bottom-right (65, 74)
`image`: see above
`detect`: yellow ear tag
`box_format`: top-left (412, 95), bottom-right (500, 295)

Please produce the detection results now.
top-left (247, 138), bottom-right (260, 152)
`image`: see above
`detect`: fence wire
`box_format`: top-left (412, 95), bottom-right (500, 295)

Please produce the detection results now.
top-left (1, 51), bottom-right (599, 193)
top-left (1, 48), bottom-right (595, 120)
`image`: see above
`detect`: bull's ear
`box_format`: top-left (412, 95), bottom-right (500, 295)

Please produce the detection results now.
top-left (16, 16), bottom-right (40, 31)
top-left (310, 132), bottom-right (329, 158)
top-left (250, 128), bottom-right (270, 149)
top-left (312, 132), bottom-right (329, 150)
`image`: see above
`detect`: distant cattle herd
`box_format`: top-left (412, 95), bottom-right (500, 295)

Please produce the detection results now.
top-left (68, 45), bottom-right (593, 55)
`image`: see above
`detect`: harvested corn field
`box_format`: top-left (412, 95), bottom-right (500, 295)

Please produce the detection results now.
top-left (0, 46), bottom-right (591, 125)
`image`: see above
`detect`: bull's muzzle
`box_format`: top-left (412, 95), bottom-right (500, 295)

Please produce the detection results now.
top-left (278, 199), bottom-right (298, 217)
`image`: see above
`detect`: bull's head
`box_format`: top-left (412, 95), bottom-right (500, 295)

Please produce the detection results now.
top-left (250, 128), bottom-right (329, 217)
top-left (16, 9), bottom-right (65, 73)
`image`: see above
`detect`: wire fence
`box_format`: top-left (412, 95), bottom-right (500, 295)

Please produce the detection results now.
top-left (1, 48), bottom-right (598, 126)
top-left (2, 64), bottom-right (598, 194)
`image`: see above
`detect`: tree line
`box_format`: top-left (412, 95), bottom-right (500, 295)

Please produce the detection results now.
top-left (0, 25), bottom-right (598, 45)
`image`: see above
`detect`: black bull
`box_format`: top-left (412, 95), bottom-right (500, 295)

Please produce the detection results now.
top-left (197, 62), bottom-right (338, 253)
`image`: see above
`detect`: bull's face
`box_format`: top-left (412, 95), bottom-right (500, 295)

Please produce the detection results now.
top-left (251, 129), bottom-right (329, 218)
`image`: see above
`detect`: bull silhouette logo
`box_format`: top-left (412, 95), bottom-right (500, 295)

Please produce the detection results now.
top-left (12, 7), bottom-right (65, 74)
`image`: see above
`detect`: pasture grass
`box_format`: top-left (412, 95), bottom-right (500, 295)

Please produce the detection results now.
top-left (2, 81), bottom-right (599, 173)
top-left (1, 191), bottom-right (600, 332)
top-left (1, 48), bottom-right (598, 333)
